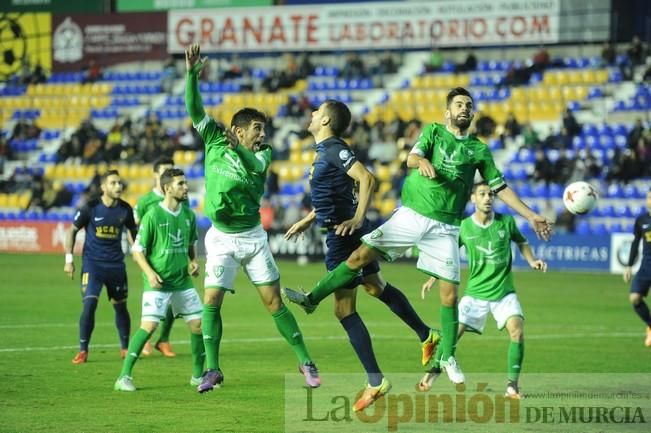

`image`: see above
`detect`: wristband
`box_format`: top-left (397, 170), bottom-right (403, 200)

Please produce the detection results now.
top-left (65, 253), bottom-right (74, 264)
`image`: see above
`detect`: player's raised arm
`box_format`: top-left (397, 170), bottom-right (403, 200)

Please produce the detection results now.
top-left (184, 43), bottom-right (208, 125)
top-left (496, 186), bottom-right (553, 241)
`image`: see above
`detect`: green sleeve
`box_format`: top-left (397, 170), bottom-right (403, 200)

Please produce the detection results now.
top-left (185, 63), bottom-right (206, 125)
top-left (412, 123), bottom-right (435, 160)
top-left (477, 146), bottom-right (506, 191)
top-left (135, 197), bottom-right (146, 221)
top-left (233, 144), bottom-right (271, 175)
top-left (134, 212), bottom-right (154, 254)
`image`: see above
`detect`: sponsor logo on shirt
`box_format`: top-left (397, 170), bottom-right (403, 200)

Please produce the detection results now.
top-left (370, 229), bottom-right (383, 239)
top-left (339, 149), bottom-right (354, 168)
top-left (94, 217), bottom-right (104, 222)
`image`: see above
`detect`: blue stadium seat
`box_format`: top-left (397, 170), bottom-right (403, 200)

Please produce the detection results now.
top-left (587, 87), bottom-right (604, 99)
top-left (576, 221), bottom-right (591, 235)
top-left (609, 222), bottom-right (623, 232)
top-left (623, 184), bottom-right (639, 199)
top-left (599, 204), bottom-right (615, 217)
top-left (590, 223), bottom-right (608, 236)
top-left (549, 183), bottom-right (563, 198)
top-left (607, 184), bottom-right (624, 198)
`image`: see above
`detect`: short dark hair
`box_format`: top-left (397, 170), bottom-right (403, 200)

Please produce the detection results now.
top-left (160, 168), bottom-right (185, 193)
top-left (323, 99), bottom-right (352, 136)
top-left (153, 156), bottom-right (174, 173)
top-left (231, 107), bottom-right (267, 129)
top-left (100, 169), bottom-right (120, 184)
top-left (472, 181), bottom-right (489, 194)
top-left (446, 87), bottom-right (474, 108)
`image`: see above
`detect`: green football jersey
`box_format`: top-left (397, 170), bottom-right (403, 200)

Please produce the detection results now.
top-left (194, 115), bottom-right (271, 233)
top-left (459, 213), bottom-right (527, 301)
top-left (134, 189), bottom-right (164, 222)
top-left (134, 203), bottom-right (198, 291)
top-left (403, 123), bottom-right (505, 226)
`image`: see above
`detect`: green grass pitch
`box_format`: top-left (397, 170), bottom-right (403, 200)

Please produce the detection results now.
top-left (0, 253), bottom-right (649, 432)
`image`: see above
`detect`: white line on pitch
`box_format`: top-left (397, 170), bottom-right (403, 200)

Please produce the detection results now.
top-left (0, 331), bottom-right (643, 353)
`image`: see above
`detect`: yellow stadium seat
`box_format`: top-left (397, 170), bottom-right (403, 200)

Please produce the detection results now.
top-left (567, 70), bottom-right (583, 85)
top-left (289, 166), bottom-right (305, 182)
top-left (595, 69), bottom-right (609, 83)
top-left (380, 198), bottom-right (397, 216)
top-left (575, 86), bottom-right (588, 100)
top-left (172, 150), bottom-right (184, 165)
top-left (375, 165), bottom-right (391, 182)
top-left (301, 151), bottom-right (314, 164)
top-left (543, 72), bottom-right (558, 86)
top-left (0, 194), bottom-right (7, 207)
top-left (581, 70), bottom-right (596, 84)
top-left (17, 193), bottom-right (30, 209)
top-left (7, 193), bottom-right (19, 208)
top-left (277, 165), bottom-right (291, 182)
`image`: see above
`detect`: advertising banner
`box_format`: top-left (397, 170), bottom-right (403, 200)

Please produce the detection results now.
top-left (118, 0), bottom-right (271, 12)
top-left (0, 13), bottom-right (51, 81)
top-left (0, 0), bottom-right (105, 13)
top-left (512, 234), bottom-right (610, 271)
top-left (0, 221), bottom-right (81, 253)
top-left (51, 13), bottom-right (167, 72)
top-left (610, 232), bottom-right (643, 274)
top-left (168, 0), bottom-right (560, 53)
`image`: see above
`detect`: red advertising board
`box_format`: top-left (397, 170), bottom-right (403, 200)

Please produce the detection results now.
top-left (52, 12), bottom-right (167, 72)
top-left (0, 221), bottom-right (83, 254)
top-left (168, 0), bottom-right (560, 53)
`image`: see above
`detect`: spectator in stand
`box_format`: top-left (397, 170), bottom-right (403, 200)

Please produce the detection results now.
top-left (607, 148), bottom-right (642, 184)
top-left (425, 48), bottom-right (444, 73)
top-left (0, 134), bottom-right (13, 174)
top-left (569, 149), bottom-right (602, 182)
top-left (601, 42), bottom-right (617, 66)
top-left (503, 113), bottom-right (521, 139)
top-left (634, 135), bottom-right (651, 176)
top-left (297, 53), bottom-right (314, 79)
top-left (341, 52), bottom-right (367, 80)
top-left (521, 123), bottom-right (540, 148)
top-left (561, 108), bottom-right (582, 137)
top-left (531, 148), bottom-right (554, 184)
top-left (628, 118), bottom-right (646, 149)
top-left (627, 36), bottom-right (647, 66)
top-left (56, 134), bottom-right (83, 163)
top-left (455, 51), bottom-right (477, 73)
top-left (530, 46), bottom-right (551, 73)
top-left (82, 59), bottom-right (103, 84)
top-left (473, 111), bottom-right (496, 138)
top-left (161, 56), bottom-right (179, 95)
top-left (643, 64), bottom-right (651, 82)
top-left (373, 51), bottom-right (399, 75)
top-left (104, 121), bottom-right (123, 162)
top-left (553, 148), bottom-right (575, 184)
top-left (220, 54), bottom-right (244, 80)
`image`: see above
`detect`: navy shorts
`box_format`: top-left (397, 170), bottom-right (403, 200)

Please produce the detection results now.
top-left (80, 262), bottom-right (128, 302)
top-left (630, 269), bottom-right (651, 297)
top-left (325, 219), bottom-right (381, 290)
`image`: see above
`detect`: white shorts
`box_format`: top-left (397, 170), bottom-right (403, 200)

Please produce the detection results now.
top-left (458, 293), bottom-right (524, 333)
top-left (141, 289), bottom-right (203, 323)
top-left (361, 206), bottom-right (461, 284)
top-left (204, 224), bottom-right (280, 291)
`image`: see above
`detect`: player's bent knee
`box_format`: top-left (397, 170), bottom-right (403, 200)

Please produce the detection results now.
top-left (187, 319), bottom-right (202, 333)
top-left (140, 321), bottom-right (159, 333)
top-left (630, 293), bottom-right (642, 305)
top-left (361, 282), bottom-right (382, 297)
top-left (346, 246), bottom-right (373, 270)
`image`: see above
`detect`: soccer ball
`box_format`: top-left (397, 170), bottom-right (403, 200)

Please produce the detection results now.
top-left (563, 181), bottom-right (598, 215)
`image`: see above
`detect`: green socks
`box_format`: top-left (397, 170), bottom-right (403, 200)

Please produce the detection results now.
top-left (191, 332), bottom-right (206, 378)
top-left (309, 262), bottom-right (360, 305)
top-left (440, 305), bottom-right (459, 361)
top-left (507, 340), bottom-right (524, 383)
top-left (272, 305), bottom-right (310, 364)
top-left (157, 306), bottom-right (175, 343)
top-left (119, 328), bottom-right (152, 377)
top-left (202, 305), bottom-right (223, 371)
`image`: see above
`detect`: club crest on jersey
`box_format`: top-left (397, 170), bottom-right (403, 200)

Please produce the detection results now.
top-left (339, 149), bottom-right (354, 167)
top-left (168, 229), bottom-right (184, 247)
top-left (213, 265), bottom-right (225, 278)
top-left (370, 229), bottom-right (383, 239)
top-left (498, 230), bottom-right (505, 239)
top-left (155, 297), bottom-right (164, 308)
